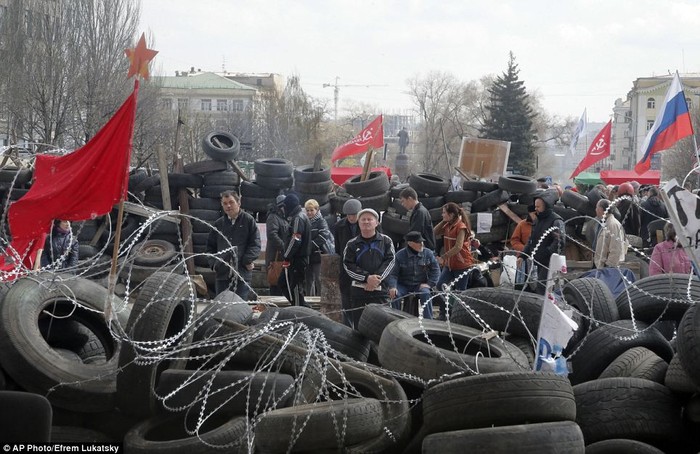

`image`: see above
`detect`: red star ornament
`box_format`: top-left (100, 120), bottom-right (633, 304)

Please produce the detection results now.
top-left (125, 33), bottom-right (158, 80)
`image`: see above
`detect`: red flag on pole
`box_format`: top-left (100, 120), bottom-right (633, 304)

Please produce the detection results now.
top-left (570, 120), bottom-right (612, 179)
top-left (331, 115), bottom-right (384, 162)
top-left (4, 83), bottom-right (138, 271)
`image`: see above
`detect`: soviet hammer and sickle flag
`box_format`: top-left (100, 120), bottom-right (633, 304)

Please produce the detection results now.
top-left (331, 115), bottom-right (384, 162)
top-left (570, 120), bottom-right (612, 179)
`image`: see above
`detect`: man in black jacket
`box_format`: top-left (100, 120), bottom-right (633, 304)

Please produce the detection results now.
top-left (519, 193), bottom-right (565, 295)
top-left (207, 191), bottom-right (261, 299)
top-left (640, 186), bottom-right (668, 247)
top-left (399, 187), bottom-right (436, 251)
top-left (343, 208), bottom-right (395, 329)
top-left (334, 198), bottom-right (362, 327)
top-left (266, 195), bottom-right (289, 296)
top-left (278, 193), bottom-right (312, 307)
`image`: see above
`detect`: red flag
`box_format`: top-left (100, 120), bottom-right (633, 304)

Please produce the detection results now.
top-left (5, 83), bottom-right (138, 270)
top-left (331, 115), bottom-right (384, 162)
top-left (570, 120), bottom-right (611, 179)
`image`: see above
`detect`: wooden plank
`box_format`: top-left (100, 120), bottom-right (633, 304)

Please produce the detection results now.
top-left (228, 159), bottom-right (250, 182)
top-left (359, 148), bottom-right (374, 182)
top-left (123, 201), bottom-right (180, 224)
top-left (90, 217), bottom-right (108, 247)
top-left (497, 203), bottom-right (524, 225)
top-left (156, 144), bottom-right (172, 211)
top-left (312, 153), bottom-right (322, 172)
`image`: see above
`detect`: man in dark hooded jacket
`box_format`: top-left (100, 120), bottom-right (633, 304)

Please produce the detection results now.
top-left (640, 186), bottom-right (668, 247)
top-left (519, 193), bottom-right (565, 294)
top-left (278, 193), bottom-right (312, 307)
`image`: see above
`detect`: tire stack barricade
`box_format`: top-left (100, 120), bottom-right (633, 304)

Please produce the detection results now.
top-left (241, 158), bottom-right (294, 221)
top-left (293, 164), bottom-right (333, 216)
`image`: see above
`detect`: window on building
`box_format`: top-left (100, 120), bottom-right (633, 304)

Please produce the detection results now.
top-left (256, 78), bottom-right (262, 86)
top-left (216, 99), bottom-right (228, 111)
top-left (201, 99), bottom-right (212, 111)
top-left (647, 120), bottom-right (655, 131)
top-left (178, 98), bottom-right (189, 110)
top-left (232, 100), bottom-right (244, 112)
top-left (623, 130), bottom-right (629, 138)
top-left (687, 97), bottom-right (693, 109)
top-left (647, 98), bottom-right (655, 109)
top-left (625, 111), bottom-right (632, 123)
top-left (161, 98), bottom-right (173, 110)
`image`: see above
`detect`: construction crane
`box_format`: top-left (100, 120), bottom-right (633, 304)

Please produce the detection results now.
top-left (323, 77), bottom-right (386, 121)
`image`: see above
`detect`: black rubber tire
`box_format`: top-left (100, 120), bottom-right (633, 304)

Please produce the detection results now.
top-left (124, 413), bottom-right (248, 454)
top-left (190, 217), bottom-right (215, 234)
top-left (117, 272), bottom-right (196, 418)
top-left (156, 369), bottom-right (294, 416)
top-left (297, 191), bottom-right (330, 206)
top-left (585, 439), bottom-right (665, 454)
top-left (561, 190), bottom-right (591, 213)
top-left (598, 347), bottom-right (668, 384)
top-left (377, 319), bottom-right (529, 381)
top-left (0, 168), bottom-right (32, 185)
top-left (255, 398), bottom-right (384, 453)
top-left (0, 276), bottom-right (127, 412)
top-left (380, 211), bottom-right (410, 235)
top-left (294, 164), bottom-right (332, 183)
top-left (131, 239), bottom-right (178, 267)
top-left (344, 171), bottom-right (390, 197)
top-left (569, 320), bottom-right (674, 385)
top-left (358, 303), bottom-right (416, 344)
top-left (50, 426), bottom-right (113, 442)
top-left (329, 192), bottom-right (351, 214)
top-left (563, 277), bottom-right (619, 344)
top-left (408, 173), bottom-right (450, 196)
top-left (462, 180), bottom-right (499, 192)
top-left (183, 160), bottom-right (229, 175)
top-left (240, 195), bottom-right (275, 213)
top-left (167, 172), bottom-right (204, 189)
top-left (422, 371), bottom-right (576, 435)
top-left (471, 189), bottom-right (510, 212)
top-left (131, 174), bottom-right (161, 194)
top-left (201, 131), bottom-right (240, 162)
top-left (474, 225), bottom-right (511, 245)
top-left (390, 182), bottom-right (410, 199)
top-left (615, 274), bottom-right (700, 322)
top-left (254, 158), bottom-right (293, 177)
top-left (498, 175), bottom-right (537, 194)
top-left (200, 184), bottom-right (238, 199)
top-left (257, 306), bottom-right (371, 361)
top-left (422, 421), bottom-right (585, 454)
top-left (187, 196), bottom-right (221, 211)
top-left (300, 363), bottom-right (412, 453)
top-left (390, 197), bottom-right (408, 216)
top-left (239, 180), bottom-right (279, 199)
top-left (203, 170), bottom-right (239, 187)
top-left (417, 195), bottom-right (445, 210)
top-left (78, 244), bottom-right (100, 259)
top-left (357, 191), bottom-right (391, 212)
top-left (676, 304), bottom-right (700, 388)
top-left (254, 175), bottom-right (294, 190)
top-left (450, 287), bottom-right (544, 338)
top-left (664, 354), bottom-right (698, 394)
top-left (294, 179), bottom-right (333, 195)
top-left (187, 209), bottom-right (221, 224)
top-left (444, 190), bottom-right (478, 204)
top-left (573, 377), bottom-right (682, 445)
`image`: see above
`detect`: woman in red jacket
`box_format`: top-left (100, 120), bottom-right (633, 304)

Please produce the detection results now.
top-left (433, 202), bottom-right (477, 320)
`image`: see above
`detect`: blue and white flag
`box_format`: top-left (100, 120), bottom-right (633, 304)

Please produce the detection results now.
top-left (569, 108), bottom-right (587, 157)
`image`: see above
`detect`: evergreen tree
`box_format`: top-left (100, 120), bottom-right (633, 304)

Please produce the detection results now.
top-left (480, 52), bottom-right (537, 176)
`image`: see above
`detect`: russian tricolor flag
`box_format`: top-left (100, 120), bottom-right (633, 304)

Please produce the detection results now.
top-left (635, 72), bottom-right (694, 174)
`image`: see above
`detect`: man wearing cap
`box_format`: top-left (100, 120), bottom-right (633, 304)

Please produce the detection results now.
top-left (266, 194), bottom-right (289, 296)
top-left (387, 231), bottom-right (440, 319)
top-left (207, 190), bottom-right (261, 299)
top-left (334, 198), bottom-right (362, 326)
top-left (343, 208), bottom-right (395, 329)
top-left (278, 193), bottom-right (312, 307)
top-left (399, 187), bottom-right (436, 251)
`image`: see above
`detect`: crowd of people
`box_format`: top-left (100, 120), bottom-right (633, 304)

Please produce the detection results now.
top-left (203, 178), bottom-right (696, 329)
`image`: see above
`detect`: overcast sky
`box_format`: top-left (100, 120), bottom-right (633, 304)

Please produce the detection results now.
top-left (139, 0), bottom-right (700, 123)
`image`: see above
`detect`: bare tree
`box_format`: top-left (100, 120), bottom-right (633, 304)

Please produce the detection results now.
top-left (253, 75), bottom-right (328, 164)
top-left (0, 0), bottom-right (141, 152)
top-left (407, 71), bottom-right (486, 176)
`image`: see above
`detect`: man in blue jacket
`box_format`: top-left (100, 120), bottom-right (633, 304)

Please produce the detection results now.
top-left (387, 231), bottom-right (440, 319)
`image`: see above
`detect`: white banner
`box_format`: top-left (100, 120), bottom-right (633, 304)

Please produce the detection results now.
top-left (661, 179), bottom-right (700, 273)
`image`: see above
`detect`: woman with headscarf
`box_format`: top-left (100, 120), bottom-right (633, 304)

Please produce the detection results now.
top-left (41, 220), bottom-right (79, 270)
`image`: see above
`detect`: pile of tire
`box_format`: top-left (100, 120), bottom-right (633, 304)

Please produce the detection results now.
top-left (293, 164), bottom-right (333, 216)
top-left (0, 166), bottom-right (33, 206)
top-left (240, 158), bottom-right (294, 220)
